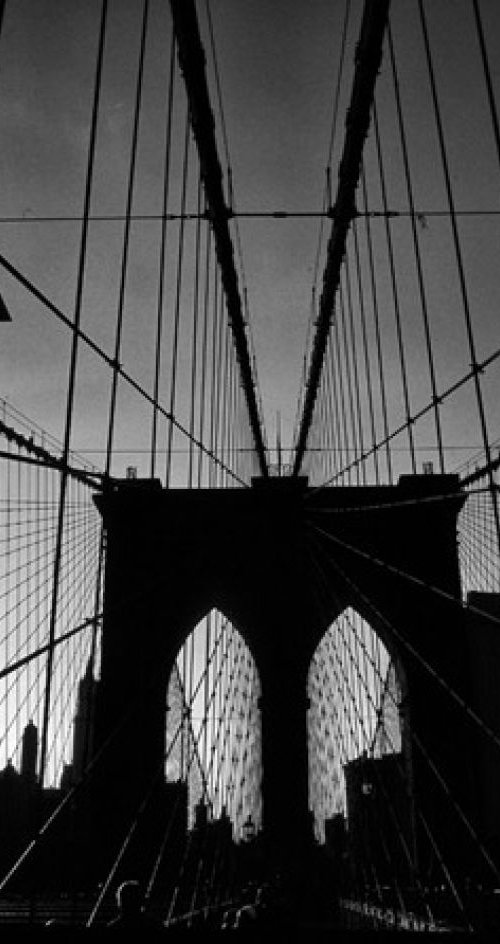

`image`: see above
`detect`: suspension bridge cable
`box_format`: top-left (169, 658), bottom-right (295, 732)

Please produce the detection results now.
top-left (0, 254), bottom-right (248, 486)
top-left (344, 253), bottom-right (367, 484)
top-left (197, 226), bottom-right (212, 487)
top-left (38, 0), bottom-right (110, 789)
top-left (305, 341), bottom-right (500, 493)
top-left (165, 110), bottom-right (191, 487)
top-left (360, 164), bottom-right (393, 483)
top-left (305, 533), bottom-right (476, 925)
top-left (104, 0), bottom-right (150, 487)
top-left (306, 519), bottom-right (500, 753)
top-left (310, 0), bottom-right (352, 301)
top-left (352, 222), bottom-right (379, 483)
top-left (372, 98), bottom-right (416, 473)
top-left (304, 539), bottom-right (432, 918)
top-left (293, 0), bottom-right (391, 476)
top-left (416, 0), bottom-right (500, 554)
top-left (169, 0), bottom-right (268, 477)
top-left (150, 29), bottom-right (176, 479)
top-left (188, 176), bottom-right (203, 488)
top-left (386, 19), bottom-right (444, 474)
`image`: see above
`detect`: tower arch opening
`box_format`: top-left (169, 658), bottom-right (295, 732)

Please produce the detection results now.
top-left (307, 606), bottom-right (409, 853)
top-left (165, 608), bottom-right (262, 841)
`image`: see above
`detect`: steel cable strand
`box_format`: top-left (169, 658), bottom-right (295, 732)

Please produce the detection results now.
top-left (386, 18), bottom-right (444, 473)
top-left (165, 110), bottom-right (191, 487)
top-left (305, 529), bottom-right (471, 928)
top-left (38, 0), bottom-right (110, 788)
top-left (304, 535), bottom-right (426, 921)
top-left (306, 518), bottom-right (500, 750)
top-left (371, 97), bottom-right (416, 473)
top-left (339, 280), bottom-right (361, 483)
top-left (0, 254), bottom-right (248, 486)
top-left (103, 0), bottom-right (150, 484)
top-left (0, 540), bottom-right (100, 760)
top-left (360, 163), bottom-right (393, 484)
top-left (417, 0), bottom-right (500, 557)
top-left (306, 537), bottom-right (413, 900)
top-left (0, 618), bottom-right (192, 897)
top-left (352, 221), bottom-right (379, 483)
top-left (187, 175), bottom-right (203, 488)
top-left (86, 714), bottom-right (191, 928)
top-left (0, 505), bottom-right (99, 589)
top-left (305, 523), bottom-right (500, 903)
top-left (150, 28), bottom-right (176, 478)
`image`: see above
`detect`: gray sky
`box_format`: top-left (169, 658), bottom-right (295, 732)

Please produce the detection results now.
top-left (1, 0), bottom-right (500, 480)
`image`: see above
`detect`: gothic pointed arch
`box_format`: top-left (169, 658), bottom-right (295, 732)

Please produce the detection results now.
top-left (165, 607), bottom-right (262, 841)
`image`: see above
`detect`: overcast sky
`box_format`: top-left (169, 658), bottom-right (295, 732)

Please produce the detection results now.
top-left (1, 0), bottom-right (499, 479)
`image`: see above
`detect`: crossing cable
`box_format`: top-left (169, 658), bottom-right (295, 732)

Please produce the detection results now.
top-left (360, 164), bottom-right (393, 484)
top-left (306, 518), bottom-right (500, 755)
top-left (86, 711), bottom-right (198, 927)
top-left (166, 110), bottom-right (191, 487)
top-left (339, 281), bottom-right (360, 483)
top-left (0, 254), bottom-right (247, 486)
top-left (473, 0), bottom-right (500, 169)
top-left (305, 534), bottom-right (474, 925)
top-left (197, 226), bottom-right (212, 487)
top-left (311, 0), bottom-right (352, 304)
top-left (104, 0), bottom-right (149, 485)
top-left (305, 341), bottom-right (500, 493)
top-left (0, 610), bottom-right (202, 898)
top-left (188, 176), bottom-right (203, 488)
top-left (0, 419), bottom-right (100, 489)
top-left (336, 604), bottom-right (500, 893)
top-left (168, 0), bottom-right (268, 478)
top-left (38, 0), bottom-right (109, 789)
top-left (371, 97), bottom-right (416, 474)
top-left (305, 538), bottom-right (431, 919)
top-left (416, 0), bottom-right (500, 554)
top-left (6, 206), bottom-right (500, 224)
top-left (352, 222), bottom-right (379, 482)
top-left (151, 29), bottom-right (176, 479)
top-left (386, 20), bottom-right (444, 474)
top-left (293, 0), bottom-right (391, 476)
top-left (203, 0), bottom-right (267, 450)
top-left (344, 253), bottom-right (367, 484)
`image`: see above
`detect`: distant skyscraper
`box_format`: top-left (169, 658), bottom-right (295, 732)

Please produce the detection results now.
top-left (21, 720), bottom-right (38, 784)
top-left (72, 659), bottom-right (96, 783)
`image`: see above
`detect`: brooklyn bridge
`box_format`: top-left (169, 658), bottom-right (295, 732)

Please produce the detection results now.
top-left (1, 0), bottom-right (500, 933)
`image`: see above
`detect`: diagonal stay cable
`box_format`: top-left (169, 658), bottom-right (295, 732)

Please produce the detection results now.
top-left (307, 519), bottom-right (500, 754)
top-left (168, 0), bottom-right (268, 477)
top-left (0, 253), bottom-right (248, 487)
top-left (304, 529), bottom-right (479, 925)
top-left (293, 0), bottom-right (391, 476)
top-left (309, 526), bottom-right (500, 895)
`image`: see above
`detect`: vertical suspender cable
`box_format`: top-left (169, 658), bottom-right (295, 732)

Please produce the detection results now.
top-left (209, 264), bottom-right (219, 488)
top-left (339, 283), bottom-right (359, 480)
top-left (39, 0), bottom-right (109, 788)
top-left (166, 111), bottom-right (191, 488)
top-left (188, 175), bottom-right (202, 488)
top-left (85, 0), bottom-right (150, 777)
top-left (472, 0), bottom-right (500, 170)
top-left (353, 222), bottom-right (379, 483)
top-left (105, 0), bottom-right (150, 476)
top-left (344, 251), bottom-right (367, 484)
top-left (387, 21), bottom-right (444, 473)
top-left (151, 30), bottom-right (176, 479)
top-left (360, 165), bottom-right (393, 483)
top-left (417, 0), bottom-right (500, 549)
top-left (372, 98), bottom-right (416, 473)
top-left (197, 226), bottom-right (212, 488)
